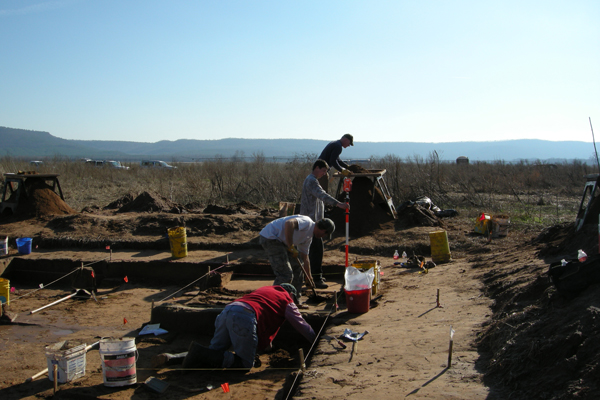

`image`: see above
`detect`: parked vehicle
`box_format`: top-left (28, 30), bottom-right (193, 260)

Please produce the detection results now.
top-left (105, 160), bottom-right (130, 170)
top-left (30, 161), bottom-right (44, 168)
top-left (140, 160), bottom-right (176, 169)
top-left (85, 160), bottom-right (104, 167)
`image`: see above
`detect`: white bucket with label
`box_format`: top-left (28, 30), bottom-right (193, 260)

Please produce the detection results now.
top-left (0, 237), bottom-right (7, 255)
top-left (99, 337), bottom-right (137, 387)
top-left (45, 340), bottom-right (86, 383)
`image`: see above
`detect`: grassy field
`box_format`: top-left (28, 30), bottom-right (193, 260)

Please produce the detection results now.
top-left (0, 155), bottom-right (592, 230)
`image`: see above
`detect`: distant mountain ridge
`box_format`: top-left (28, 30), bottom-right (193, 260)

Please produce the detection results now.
top-left (1, 126), bottom-right (596, 163)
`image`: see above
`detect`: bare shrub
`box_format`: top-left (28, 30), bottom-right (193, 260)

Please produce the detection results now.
top-left (0, 155), bottom-right (592, 228)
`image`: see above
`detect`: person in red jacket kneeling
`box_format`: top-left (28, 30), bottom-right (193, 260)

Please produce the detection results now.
top-left (153, 284), bottom-right (316, 371)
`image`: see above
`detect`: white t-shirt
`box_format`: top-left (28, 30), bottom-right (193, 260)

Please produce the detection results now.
top-left (259, 215), bottom-right (315, 254)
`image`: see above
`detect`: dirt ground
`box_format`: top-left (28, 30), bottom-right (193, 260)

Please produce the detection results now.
top-left (0, 189), bottom-right (598, 399)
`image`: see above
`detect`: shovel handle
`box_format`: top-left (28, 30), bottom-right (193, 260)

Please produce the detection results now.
top-left (294, 256), bottom-right (319, 298)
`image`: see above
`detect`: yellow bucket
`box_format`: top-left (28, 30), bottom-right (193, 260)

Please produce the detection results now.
top-left (352, 260), bottom-right (380, 296)
top-left (0, 277), bottom-right (9, 305)
top-left (168, 227), bottom-right (188, 258)
top-left (429, 231), bottom-right (451, 264)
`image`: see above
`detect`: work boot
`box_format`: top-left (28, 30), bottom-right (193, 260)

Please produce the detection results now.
top-left (182, 342), bottom-right (225, 369)
top-left (151, 352), bottom-right (187, 368)
top-left (314, 278), bottom-right (328, 289)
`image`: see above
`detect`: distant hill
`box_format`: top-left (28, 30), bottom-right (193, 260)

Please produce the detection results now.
top-left (1, 126), bottom-right (597, 163)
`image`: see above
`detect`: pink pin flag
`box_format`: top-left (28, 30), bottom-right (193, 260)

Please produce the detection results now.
top-left (106, 245), bottom-right (110, 250)
top-left (10, 287), bottom-right (15, 293)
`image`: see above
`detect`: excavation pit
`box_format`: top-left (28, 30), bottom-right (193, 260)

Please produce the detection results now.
top-left (0, 250), bottom-right (348, 398)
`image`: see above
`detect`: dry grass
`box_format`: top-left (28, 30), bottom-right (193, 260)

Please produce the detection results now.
top-left (0, 155), bottom-right (592, 230)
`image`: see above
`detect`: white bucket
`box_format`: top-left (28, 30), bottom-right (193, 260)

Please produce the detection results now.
top-left (99, 337), bottom-right (137, 387)
top-left (45, 340), bottom-right (86, 383)
top-left (0, 237), bottom-right (7, 255)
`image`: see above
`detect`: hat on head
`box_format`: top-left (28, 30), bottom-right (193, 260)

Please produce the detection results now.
top-left (279, 283), bottom-right (298, 302)
top-left (342, 133), bottom-right (354, 146)
top-left (317, 218), bottom-right (335, 235)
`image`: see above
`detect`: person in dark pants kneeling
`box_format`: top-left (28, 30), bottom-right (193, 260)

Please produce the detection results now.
top-left (152, 284), bottom-right (316, 371)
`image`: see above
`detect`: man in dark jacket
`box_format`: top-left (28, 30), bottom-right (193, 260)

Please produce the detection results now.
top-left (152, 284), bottom-right (316, 371)
top-left (318, 133), bottom-right (354, 191)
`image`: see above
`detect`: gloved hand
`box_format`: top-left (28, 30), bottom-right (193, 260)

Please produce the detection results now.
top-left (287, 245), bottom-right (299, 259)
top-left (341, 169), bottom-right (351, 176)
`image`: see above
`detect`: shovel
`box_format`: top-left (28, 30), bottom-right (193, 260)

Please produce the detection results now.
top-left (294, 256), bottom-right (327, 303)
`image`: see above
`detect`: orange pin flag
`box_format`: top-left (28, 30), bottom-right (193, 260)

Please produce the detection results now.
top-left (91, 270), bottom-right (95, 278)
top-left (123, 317), bottom-right (128, 324)
top-left (124, 276), bottom-right (128, 283)
top-left (221, 382), bottom-right (230, 393)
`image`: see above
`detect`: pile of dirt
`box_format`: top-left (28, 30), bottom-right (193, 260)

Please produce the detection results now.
top-left (536, 221), bottom-right (598, 259)
top-left (474, 221), bottom-right (600, 399)
top-left (202, 202), bottom-right (261, 215)
top-left (348, 164), bottom-right (370, 174)
top-left (18, 178), bottom-right (77, 217)
top-left (117, 191), bottom-right (186, 214)
top-left (103, 193), bottom-right (135, 210)
top-left (203, 204), bottom-right (243, 215)
top-left (184, 201), bottom-right (204, 212)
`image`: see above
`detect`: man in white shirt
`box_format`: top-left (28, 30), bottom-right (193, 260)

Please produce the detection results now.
top-left (259, 215), bottom-right (335, 297)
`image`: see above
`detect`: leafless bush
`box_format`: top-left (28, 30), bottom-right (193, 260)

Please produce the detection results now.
top-left (373, 155), bottom-right (595, 225)
top-left (0, 155), bottom-right (593, 227)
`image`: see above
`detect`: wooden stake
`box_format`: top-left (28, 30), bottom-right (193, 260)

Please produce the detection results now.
top-left (334, 291), bottom-right (338, 311)
top-left (298, 348), bottom-right (305, 371)
top-left (53, 364), bottom-right (58, 394)
top-left (447, 326), bottom-right (455, 369)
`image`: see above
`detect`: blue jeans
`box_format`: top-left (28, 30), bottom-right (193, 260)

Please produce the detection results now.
top-left (209, 305), bottom-right (258, 368)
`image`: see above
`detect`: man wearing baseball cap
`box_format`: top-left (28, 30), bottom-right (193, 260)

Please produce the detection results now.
top-left (259, 214), bottom-right (335, 297)
top-left (318, 133), bottom-right (354, 191)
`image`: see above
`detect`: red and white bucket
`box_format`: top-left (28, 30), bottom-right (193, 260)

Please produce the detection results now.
top-left (99, 337), bottom-right (137, 387)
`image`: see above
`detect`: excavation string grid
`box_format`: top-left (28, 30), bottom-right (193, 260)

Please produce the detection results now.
top-left (157, 263), bottom-right (229, 303)
top-left (147, 282), bottom-right (341, 374)
top-left (9, 258), bottom-right (108, 303)
top-left (282, 288), bottom-right (346, 400)
top-left (9, 249), bottom-right (350, 393)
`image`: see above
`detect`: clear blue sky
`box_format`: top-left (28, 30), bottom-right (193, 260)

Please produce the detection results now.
top-left (1, 0), bottom-right (598, 144)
